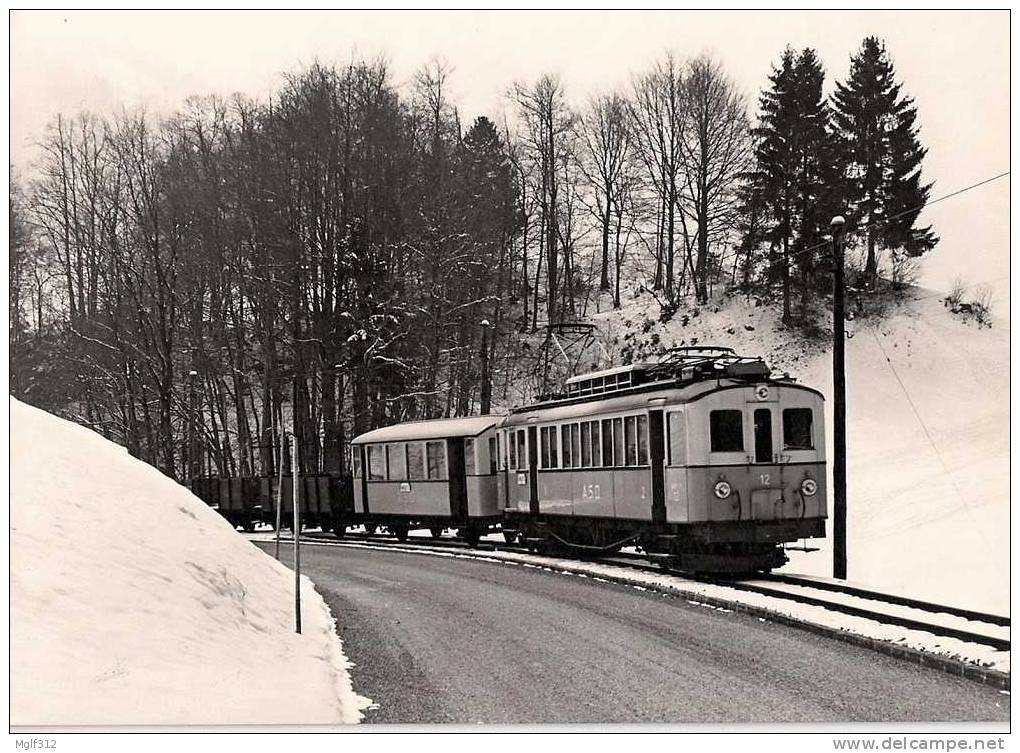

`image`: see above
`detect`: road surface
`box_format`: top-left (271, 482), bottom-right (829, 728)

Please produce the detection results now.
top-left (256, 541), bottom-right (1010, 724)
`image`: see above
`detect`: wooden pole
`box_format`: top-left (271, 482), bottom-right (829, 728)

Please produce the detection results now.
top-left (274, 423), bottom-right (284, 560)
top-left (292, 433), bottom-right (302, 634)
top-left (831, 216), bottom-right (847, 580)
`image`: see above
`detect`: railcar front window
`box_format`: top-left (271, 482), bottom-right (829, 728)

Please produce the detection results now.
top-left (508, 432), bottom-right (517, 470)
top-left (352, 448), bottom-right (362, 478)
top-left (406, 443), bottom-right (425, 480)
top-left (710, 410), bottom-right (744, 453)
top-left (488, 437), bottom-right (498, 474)
top-left (516, 430), bottom-right (527, 470)
top-left (668, 412), bottom-right (685, 465)
top-left (426, 441), bottom-right (447, 480)
top-left (368, 444), bottom-right (386, 480)
top-left (783, 408), bottom-right (815, 450)
top-left (464, 437), bottom-right (476, 475)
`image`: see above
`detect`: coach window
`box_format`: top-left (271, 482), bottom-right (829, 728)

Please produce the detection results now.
top-left (710, 410), bottom-right (744, 453)
top-left (508, 431), bottom-right (517, 470)
top-left (580, 422), bottom-right (592, 467)
top-left (406, 442), bottom-right (426, 480)
top-left (489, 437), bottom-right (498, 474)
top-left (464, 437), bottom-right (476, 475)
top-left (590, 420), bottom-right (602, 467)
top-left (783, 408), bottom-right (814, 450)
top-left (516, 430), bottom-right (527, 470)
top-left (667, 412), bottom-right (686, 465)
top-left (387, 443), bottom-right (407, 480)
top-left (352, 448), bottom-right (362, 478)
top-left (367, 444), bottom-right (386, 480)
top-left (426, 440), bottom-right (447, 480)
top-left (560, 425), bottom-right (572, 468)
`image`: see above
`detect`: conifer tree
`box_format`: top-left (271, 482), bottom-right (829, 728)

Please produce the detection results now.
top-left (831, 36), bottom-right (937, 286)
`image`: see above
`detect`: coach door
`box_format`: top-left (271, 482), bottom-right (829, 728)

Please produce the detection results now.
top-left (648, 410), bottom-right (666, 523)
top-left (446, 438), bottom-right (469, 523)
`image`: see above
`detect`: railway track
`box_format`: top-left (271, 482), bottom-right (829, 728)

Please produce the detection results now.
top-left (260, 528), bottom-right (1011, 654)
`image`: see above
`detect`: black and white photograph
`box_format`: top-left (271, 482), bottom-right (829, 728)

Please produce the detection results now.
top-left (7, 7), bottom-right (1011, 743)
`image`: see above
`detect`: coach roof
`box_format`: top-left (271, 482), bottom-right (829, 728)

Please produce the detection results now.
top-left (351, 415), bottom-right (501, 445)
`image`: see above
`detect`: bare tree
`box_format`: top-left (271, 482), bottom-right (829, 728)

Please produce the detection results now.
top-left (678, 55), bottom-right (753, 304)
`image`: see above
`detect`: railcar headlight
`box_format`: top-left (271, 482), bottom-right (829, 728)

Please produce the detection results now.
top-left (713, 480), bottom-right (732, 499)
top-left (800, 477), bottom-right (818, 496)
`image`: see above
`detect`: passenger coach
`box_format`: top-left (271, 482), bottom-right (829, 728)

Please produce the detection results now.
top-left (498, 347), bottom-right (826, 572)
top-left (348, 416), bottom-right (502, 545)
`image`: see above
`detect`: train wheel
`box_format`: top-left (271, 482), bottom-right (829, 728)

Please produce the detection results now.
top-left (464, 527), bottom-right (481, 549)
top-left (333, 522), bottom-right (346, 540)
top-left (430, 527), bottom-right (444, 539)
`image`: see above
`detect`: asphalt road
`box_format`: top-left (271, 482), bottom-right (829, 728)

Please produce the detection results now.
top-left (256, 541), bottom-right (1010, 724)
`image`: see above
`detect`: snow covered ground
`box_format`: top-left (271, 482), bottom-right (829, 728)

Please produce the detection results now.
top-left (10, 398), bottom-right (368, 726)
top-left (586, 286), bottom-right (1009, 615)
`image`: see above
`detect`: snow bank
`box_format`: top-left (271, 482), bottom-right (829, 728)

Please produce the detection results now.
top-left (10, 398), bottom-right (367, 726)
top-left (587, 286), bottom-right (1009, 614)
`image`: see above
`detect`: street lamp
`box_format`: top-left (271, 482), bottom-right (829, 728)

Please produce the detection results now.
top-left (830, 215), bottom-right (847, 580)
top-left (479, 319), bottom-right (492, 415)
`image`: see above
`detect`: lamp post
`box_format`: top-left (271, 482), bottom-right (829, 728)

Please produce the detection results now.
top-left (830, 215), bottom-right (847, 580)
top-left (479, 319), bottom-right (492, 415)
top-left (187, 369), bottom-right (199, 483)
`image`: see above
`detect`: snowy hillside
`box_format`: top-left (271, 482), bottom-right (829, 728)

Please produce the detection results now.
top-left (588, 286), bottom-right (1009, 614)
top-left (10, 398), bottom-right (367, 726)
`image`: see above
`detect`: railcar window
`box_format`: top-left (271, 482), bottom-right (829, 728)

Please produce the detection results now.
top-left (352, 449), bottom-right (362, 478)
top-left (368, 444), bottom-right (386, 480)
top-left (783, 408), bottom-right (814, 450)
top-left (516, 430), bottom-right (527, 470)
top-left (613, 417), bottom-right (625, 467)
top-left (710, 410), bottom-right (744, 453)
top-left (625, 416), bottom-right (638, 466)
top-left (426, 441), bottom-right (447, 480)
top-left (601, 419), bottom-right (614, 466)
top-left (590, 421), bottom-right (601, 467)
top-left (668, 412), bottom-right (686, 465)
top-left (560, 425), bottom-right (572, 468)
top-left (406, 443), bottom-right (426, 480)
top-left (571, 424), bottom-right (582, 468)
top-left (508, 431), bottom-right (517, 470)
top-left (638, 414), bottom-right (649, 465)
top-left (387, 443), bottom-right (407, 480)
top-left (489, 437), bottom-right (498, 474)
top-left (465, 437), bottom-right (476, 475)
top-left (580, 422), bottom-right (592, 467)
top-left (540, 426), bottom-right (559, 469)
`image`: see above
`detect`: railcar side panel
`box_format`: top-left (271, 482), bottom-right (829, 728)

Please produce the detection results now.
top-left (466, 476), bottom-right (499, 517)
top-left (537, 472), bottom-right (573, 515)
top-left (612, 469), bottom-right (654, 521)
top-left (364, 479), bottom-right (451, 516)
top-left (570, 469), bottom-right (616, 517)
top-left (664, 467), bottom-right (690, 522)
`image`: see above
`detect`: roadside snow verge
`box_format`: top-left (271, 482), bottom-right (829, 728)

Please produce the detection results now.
top-left (10, 398), bottom-right (370, 726)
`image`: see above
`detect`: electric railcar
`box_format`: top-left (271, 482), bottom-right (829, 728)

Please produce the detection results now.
top-left (498, 348), bottom-right (826, 572)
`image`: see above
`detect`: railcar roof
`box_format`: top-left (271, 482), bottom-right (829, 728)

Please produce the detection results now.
top-left (501, 378), bottom-right (824, 426)
top-left (351, 415), bottom-right (501, 444)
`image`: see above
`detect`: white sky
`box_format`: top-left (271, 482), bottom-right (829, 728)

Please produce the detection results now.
top-left (9, 9), bottom-right (1010, 321)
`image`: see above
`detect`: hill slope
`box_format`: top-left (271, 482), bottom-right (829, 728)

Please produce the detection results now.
top-left (587, 287), bottom-right (1008, 614)
top-left (10, 398), bottom-right (367, 726)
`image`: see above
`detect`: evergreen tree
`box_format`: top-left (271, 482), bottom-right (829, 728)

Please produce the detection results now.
top-left (831, 36), bottom-right (937, 286)
top-left (752, 46), bottom-right (835, 322)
